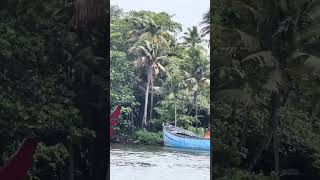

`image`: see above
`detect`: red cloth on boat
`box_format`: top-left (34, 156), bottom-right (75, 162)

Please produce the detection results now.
top-left (0, 137), bottom-right (40, 180)
top-left (204, 130), bottom-right (210, 139)
top-left (109, 105), bottom-right (122, 137)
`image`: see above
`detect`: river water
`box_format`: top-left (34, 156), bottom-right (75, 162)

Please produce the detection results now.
top-left (110, 143), bottom-right (210, 180)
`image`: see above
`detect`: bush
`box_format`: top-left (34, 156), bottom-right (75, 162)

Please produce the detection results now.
top-left (187, 126), bottom-right (206, 136)
top-left (134, 130), bottom-right (163, 145)
top-left (216, 168), bottom-right (273, 180)
top-left (148, 118), bottom-right (166, 132)
top-left (29, 143), bottom-right (69, 180)
top-left (178, 115), bottom-right (200, 129)
top-left (114, 119), bottom-right (133, 137)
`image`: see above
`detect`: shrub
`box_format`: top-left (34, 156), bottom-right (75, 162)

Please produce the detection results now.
top-left (134, 130), bottom-right (163, 145)
top-left (187, 126), bottom-right (206, 137)
top-left (216, 168), bottom-right (273, 180)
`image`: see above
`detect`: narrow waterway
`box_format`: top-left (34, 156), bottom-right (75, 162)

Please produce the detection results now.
top-left (110, 143), bottom-right (210, 180)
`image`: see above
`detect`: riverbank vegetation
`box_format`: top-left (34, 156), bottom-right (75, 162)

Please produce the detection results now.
top-left (110, 5), bottom-right (210, 143)
top-left (211, 0), bottom-right (320, 179)
top-left (0, 0), bottom-right (108, 179)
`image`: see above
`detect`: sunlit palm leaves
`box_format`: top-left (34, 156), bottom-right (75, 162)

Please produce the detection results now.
top-left (182, 26), bottom-right (203, 47)
top-left (127, 15), bottom-right (171, 126)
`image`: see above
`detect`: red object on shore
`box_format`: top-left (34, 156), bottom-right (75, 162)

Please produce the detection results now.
top-left (110, 105), bottom-right (122, 138)
top-left (204, 129), bottom-right (210, 139)
top-left (0, 137), bottom-right (40, 180)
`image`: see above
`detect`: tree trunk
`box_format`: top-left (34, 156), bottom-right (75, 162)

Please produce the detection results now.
top-left (311, 100), bottom-right (320, 131)
top-left (142, 68), bottom-right (152, 128)
top-left (273, 132), bottom-right (280, 180)
top-left (194, 91), bottom-right (198, 127)
top-left (92, 12), bottom-right (108, 180)
top-left (68, 141), bottom-right (74, 180)
top-left (248, 131), bottom-right (273, 171)
top-left (72, 0), bottom-right (108, 179)
top-left (174, 96), bottom-right (177, 126)
top-left (241, 107), bottom-right (250, 146)
top-left (271, 92), bottom-right (281, 180)
top-left (149, 87), bottom-right (154, 121)
top-left (131, 109), bottom-right (134, 134)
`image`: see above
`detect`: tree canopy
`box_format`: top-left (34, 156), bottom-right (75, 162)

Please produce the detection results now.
top-left (110, 5), bottom-right (210, 132)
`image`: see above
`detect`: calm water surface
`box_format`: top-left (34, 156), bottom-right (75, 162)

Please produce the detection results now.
top-left (110, 143), bottom-right (210, 180)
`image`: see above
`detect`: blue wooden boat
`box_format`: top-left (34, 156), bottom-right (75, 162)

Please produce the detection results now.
top-left (162, 123), bottom-right (210, 151)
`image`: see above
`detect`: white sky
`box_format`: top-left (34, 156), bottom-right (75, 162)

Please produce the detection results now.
top-left (111, 0), bottom-right (210, 42)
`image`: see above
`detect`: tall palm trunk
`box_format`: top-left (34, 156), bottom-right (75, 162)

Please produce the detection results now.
top-left (131, 109), bottom-right (135, 134)
top-left (270, 92), bottom-right (280, 180)
top-left (149, 85), bottom-right (154, 121)
top-left (311, 101), bottom-right (320, 130)
top-left (73, 0), bottom-right (107, 179)
top-left (194, 91), bottom-right (198, 127)
top-left (241, 107), bottom-right (250, 146)
top-left (174, 96), bottom-right (177, 126)
top-left (68, 141), bottom-right (74, 180)
top-left (142, 68), bottom-right (152, 128)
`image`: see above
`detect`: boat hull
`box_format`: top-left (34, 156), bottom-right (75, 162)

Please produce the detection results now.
top-left (163, 125), bottom-right (210, 151)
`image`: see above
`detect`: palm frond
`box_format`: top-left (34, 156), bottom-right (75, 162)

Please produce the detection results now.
top-left (72, 0), bottom-right (105, 27)
top-left (134, 32), bottom-right (153, 45)
top-left (156, 62), bottom-right (167, 73)
top-left (200, 78), bottom-right (210, 87)
top-left (291, 52), bottom-right (320, 74)
top-left (263, 68), bottom-right (283, 92)
top-left (143, 40), bottom-right (152, 51)
top-left (242, 51), bottom-right (277, 68)
top-left (186, 77), bottom-right (197, 86)
top-left (156, 56), bottom-right (169, 61)
top-left (159, 36), bottom-right (170, 50)
top-left (151, 86), bottom-right (165, 95)
top-left (133, 57), bottom-right (147, 69)
top-left (302, 41), bottom-right (320, 56)
top-left (231, 0), bottom-right (260, 21)
top-left (305, 1), bottom-right (320, 20)
top-left (214, 89), bottom-right (254, 106)
top-left (137, 46), bottom-right (152, 59)
top-left (298, 24), bottom-right (320, 44)
top-left (236, 30), bottom-right (261, 50)
top-left (183, 71), bottom-right (192, 78)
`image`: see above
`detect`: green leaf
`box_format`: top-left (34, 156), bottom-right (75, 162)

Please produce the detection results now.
top-left (214, 89), bottom-right (254, 106)
top-left (242, 51), bottom-right (277, 68)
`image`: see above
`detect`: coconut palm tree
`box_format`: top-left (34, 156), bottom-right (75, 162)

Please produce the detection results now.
top-left (182, 47), bottom-right (210, 126)
top-left (201, 11), bottom-right (210, 38)
top-left (158, 69), bottom-right (186, 126)
top-left (127, 15), bottom-right (172, 127)
top-left (71, 1), bottom-right (107, 179)
top-left (181, 27), bottom-right (209, 125)
top-left (182, 26), bottom-right (203, 47)
top-left (129, 39), bottom-right (168, 128)
top-left (126, 15), bottom-right (170, 49)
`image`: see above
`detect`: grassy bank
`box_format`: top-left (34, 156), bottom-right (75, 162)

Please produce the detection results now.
top-left (133, 130), bottom-right (163, 145)
top-left (112, 129), bottom-right (163, 146)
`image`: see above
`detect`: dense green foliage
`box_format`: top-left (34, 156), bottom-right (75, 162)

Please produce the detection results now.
top-left (110, 5), bottom-right (210, 136)
top-left (210, 0), bottom-right (320, 179)
top-left (0, 0), bottom-right (107, 179)
top-left (134, 130), bottom-right (163, 145)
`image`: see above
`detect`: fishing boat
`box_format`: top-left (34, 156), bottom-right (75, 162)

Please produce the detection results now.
top-left (162, 123), bottom-right (210, 151)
